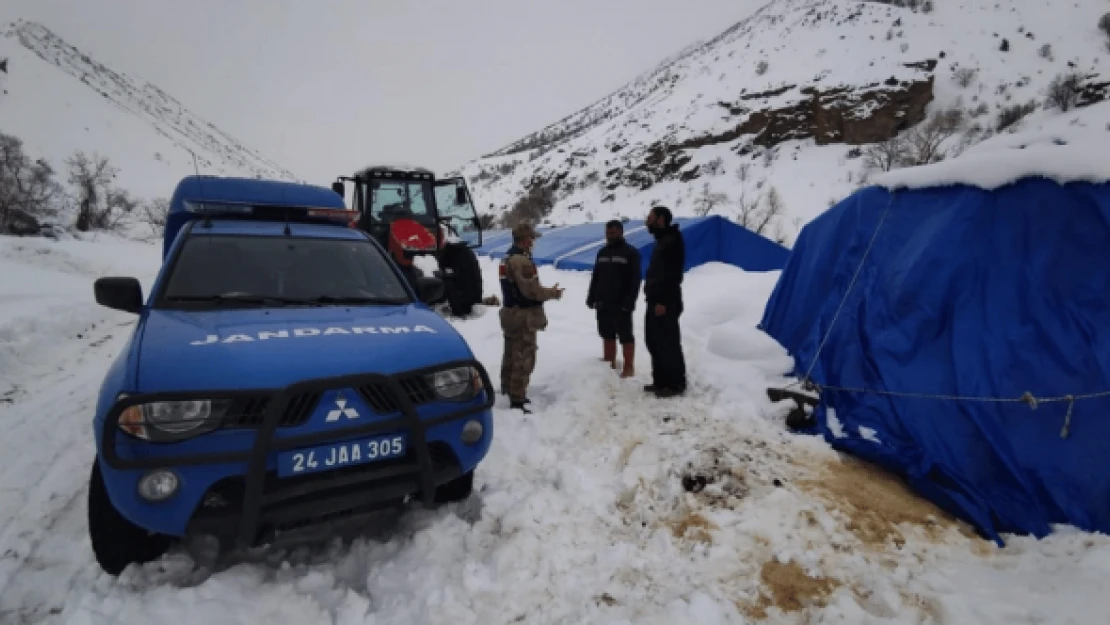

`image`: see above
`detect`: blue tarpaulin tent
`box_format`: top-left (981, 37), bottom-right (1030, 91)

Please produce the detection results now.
top-left (475, 216), bottom-right (789, 277)
top-left (759, 173), bottom-right (1110, 545)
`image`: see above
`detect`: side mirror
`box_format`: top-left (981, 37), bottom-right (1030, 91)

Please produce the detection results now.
top-left (455, 185), bottom-right (468, 205)
top-left (414, 276), bottom-right (445, 305)
top-left (331, 181), bottom-right (345, 198)
top-left (94, 277), bottom-right (144, 314)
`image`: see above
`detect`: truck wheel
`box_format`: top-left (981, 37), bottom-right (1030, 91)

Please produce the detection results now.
top-left (440, 244), bottom-right (483, 317)
top-left (87, 457), bottom-right (173, 575)
top-left (433, 470), bottom-right (474, 504)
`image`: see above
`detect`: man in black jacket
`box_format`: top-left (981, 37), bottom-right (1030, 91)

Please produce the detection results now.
top-left (642, 206), bottom-right (687, 397)
top-left (586, 220), bottom-right (642, 377)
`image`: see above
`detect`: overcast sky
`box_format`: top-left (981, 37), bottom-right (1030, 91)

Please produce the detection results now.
top-left (3, 0), bottom-right (760, 186)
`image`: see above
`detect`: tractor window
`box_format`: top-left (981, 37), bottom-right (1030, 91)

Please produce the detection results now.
top-left (434, 179), bottom-right (482, 247)
top-left (370, 181), bottom-right (431, 223)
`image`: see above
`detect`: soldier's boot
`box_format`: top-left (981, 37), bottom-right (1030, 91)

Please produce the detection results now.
top-left (510, 399), bottom-right (532, 414)
top-left (620, 343), bottom-right (635, 378)
top-left (601, 339), bottom-right (617, 368)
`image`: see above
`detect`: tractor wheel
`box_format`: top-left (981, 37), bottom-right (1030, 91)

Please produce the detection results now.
top-left (87, 457), bottom-right (174, 575)
top-left (440, 243), bottom-right (483, 317)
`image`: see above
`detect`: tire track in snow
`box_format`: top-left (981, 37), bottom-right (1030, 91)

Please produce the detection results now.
top-left (0, 319), bottom-right (131, 624)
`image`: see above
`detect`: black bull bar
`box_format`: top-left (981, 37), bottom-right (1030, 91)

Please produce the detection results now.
top-left (100, 359), bottom-right (495, 547)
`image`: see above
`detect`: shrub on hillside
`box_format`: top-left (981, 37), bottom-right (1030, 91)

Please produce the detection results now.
top-left (953, 66), bottom-right (978, 88)
top-left (996, 100), bottom-right (1037, 131)
top-left (501, 184), bottom-right (555, 229)
top-left (1045, 72), bottom-right (1083, 112)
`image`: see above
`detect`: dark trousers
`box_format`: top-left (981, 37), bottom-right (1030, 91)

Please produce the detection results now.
top-left (644, 303), bottom-right (686, 391)
top-left (596, 306), bottom-right (634, 344)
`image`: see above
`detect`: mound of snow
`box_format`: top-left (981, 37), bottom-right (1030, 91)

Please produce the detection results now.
top-left (875, 101), bottom-right (1110, 190)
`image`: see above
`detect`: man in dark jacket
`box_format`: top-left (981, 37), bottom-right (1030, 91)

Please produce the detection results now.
top-left (642, 206), bottom-right (687, 397)
top-left (586, 220), bottom-right (642, 377)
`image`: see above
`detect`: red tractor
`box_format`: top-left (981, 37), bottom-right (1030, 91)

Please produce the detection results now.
top-left (331, 164), bottom-right (486, 316)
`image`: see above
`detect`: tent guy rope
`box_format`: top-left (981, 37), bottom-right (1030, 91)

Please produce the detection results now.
top-left (786, 189), bottom-right (1110, 440)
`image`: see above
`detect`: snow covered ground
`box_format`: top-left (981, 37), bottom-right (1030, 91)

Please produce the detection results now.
top-left (2, 233), bottom-right (1110, 624)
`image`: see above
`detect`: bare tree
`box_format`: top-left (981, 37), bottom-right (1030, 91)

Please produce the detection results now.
top-left (754, 187), bottom-right (784, 235)
top-left (693, 183), bottom-right (728, 216)
top-left (138, 197), bottom-right (170, 235)
top-left (902, 107), bottom-right (965, 166)
top-left (67, 151), bottom-right (119, 231)
top-left (0, 132), bottom-right (63, 232)
top-left (862, 136), bottom-right (910, 172)
top-left (734, 186), bottom-right (784, 236)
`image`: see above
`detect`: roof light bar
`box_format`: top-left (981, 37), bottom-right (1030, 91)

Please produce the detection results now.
top-left (182, 201), bottom-right (356, 225)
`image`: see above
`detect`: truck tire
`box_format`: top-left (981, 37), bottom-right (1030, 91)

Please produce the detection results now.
top-left (440, 243), bottom-right (483, 317)
top-left (433, 470), bottom-right (474, 504)
top-left (87, 457), bottom-right (174, 575)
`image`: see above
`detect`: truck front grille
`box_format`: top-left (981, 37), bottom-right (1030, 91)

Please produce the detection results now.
top-left (218, 392), bottom-right (321, 429)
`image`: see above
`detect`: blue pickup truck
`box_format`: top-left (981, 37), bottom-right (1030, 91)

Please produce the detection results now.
top-left (87, 175), bottom-right (494, 575)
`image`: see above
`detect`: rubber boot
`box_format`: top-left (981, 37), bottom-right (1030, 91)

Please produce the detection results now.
top-left (602, 339), bottom-right (617, 369)
top-left (620, 343), bottom-right (635, 378)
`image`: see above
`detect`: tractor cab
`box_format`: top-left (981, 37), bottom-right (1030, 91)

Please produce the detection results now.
top-left (332, 165), bottom-right (482, 252)
top-left (332, 165), bottom-right (486, 317)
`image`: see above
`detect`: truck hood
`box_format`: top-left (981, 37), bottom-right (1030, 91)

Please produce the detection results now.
top-left (135, 305), bottom-right (473, 392)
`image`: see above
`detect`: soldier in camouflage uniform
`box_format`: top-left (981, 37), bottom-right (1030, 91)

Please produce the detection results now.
top-left (499, 223), bottom-right (564, 413)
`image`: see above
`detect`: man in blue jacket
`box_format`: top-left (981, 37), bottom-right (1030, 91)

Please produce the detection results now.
top-left (642, 206), bottom-right (687, 397)
top-left (586, 220), bottom-right (642, 377)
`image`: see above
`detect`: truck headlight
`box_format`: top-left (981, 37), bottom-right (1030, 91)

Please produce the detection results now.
top-left (426, 366), bottom-right (482, 401)
top-left (117, 396), bottom-right (229, 442)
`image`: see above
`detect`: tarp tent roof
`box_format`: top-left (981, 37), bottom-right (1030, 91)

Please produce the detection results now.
top-left (758, 166), bottom-right (1110, 545)
top-left (475, 216), bottom-right (789, 277)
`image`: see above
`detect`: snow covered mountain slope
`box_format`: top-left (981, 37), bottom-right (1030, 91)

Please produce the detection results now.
top-left (0, 20), bottom-right (301, 200)
top-left (454, 0), bottom-right (1110, 244)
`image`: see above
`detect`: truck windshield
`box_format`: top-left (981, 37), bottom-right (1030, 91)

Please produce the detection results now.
top-left (159, 235), bottom-right (413, 308)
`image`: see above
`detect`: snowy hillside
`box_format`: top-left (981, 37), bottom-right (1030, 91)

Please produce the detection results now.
top-left (454, 0), bottom-right (1110, 244)
top-left (0, 20), bottom-right (301, 201)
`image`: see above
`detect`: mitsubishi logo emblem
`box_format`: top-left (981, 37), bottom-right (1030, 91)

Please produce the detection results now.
top-left (325, 392), bottom-right (360, 422)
